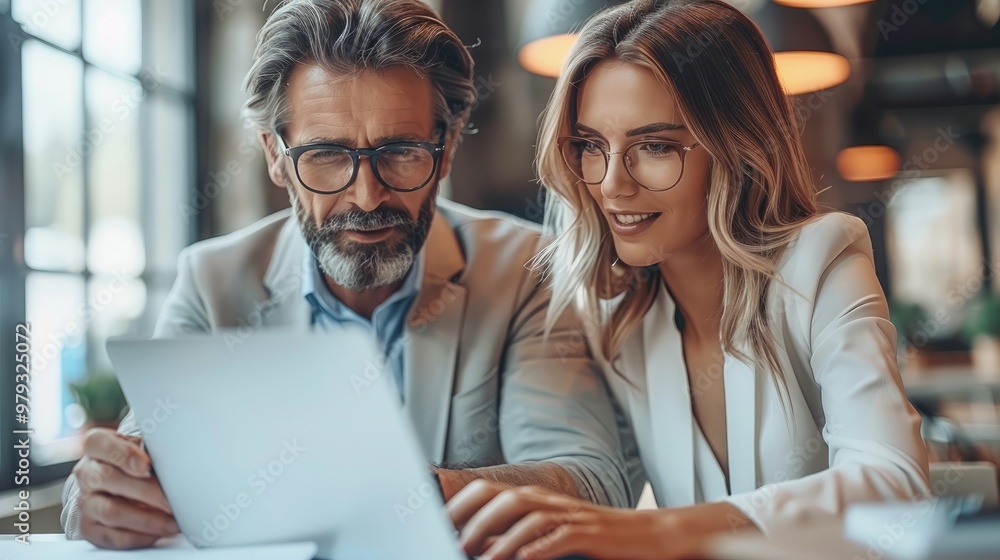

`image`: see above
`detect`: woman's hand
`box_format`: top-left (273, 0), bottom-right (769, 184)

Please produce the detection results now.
top-left (448, 479), bottom-right (701, 560)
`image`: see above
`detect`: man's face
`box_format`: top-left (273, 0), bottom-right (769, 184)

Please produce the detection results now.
top-left (261, 64), bottom-right (453, 291)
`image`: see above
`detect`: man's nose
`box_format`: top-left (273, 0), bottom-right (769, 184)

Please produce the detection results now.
top-left (345, 157), bottom-right (391, 212)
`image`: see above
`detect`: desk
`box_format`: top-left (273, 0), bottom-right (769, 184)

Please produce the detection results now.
top-left (0, 535), bottom-right (600, 560)
top-left (905, 368), bottom-right (1000, 404)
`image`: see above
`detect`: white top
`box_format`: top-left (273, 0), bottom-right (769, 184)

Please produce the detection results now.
top-left (605, 212), bottom-right (931, 535)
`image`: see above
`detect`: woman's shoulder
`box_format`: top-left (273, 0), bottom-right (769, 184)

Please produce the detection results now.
top-left (779, 211), bottom-right (873, 276)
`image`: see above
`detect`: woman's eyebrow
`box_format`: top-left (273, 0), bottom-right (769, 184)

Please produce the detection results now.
top-left (625, 122), bottom-right (684, 136)
top-left (574, 122), bottom-right (603, 136)
top-left (574, 122), bottom-right (685, 137)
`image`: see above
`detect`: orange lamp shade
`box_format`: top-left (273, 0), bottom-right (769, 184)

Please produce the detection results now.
top-left (774, 51), bottom-right (851, 95)
top-left (518, 34), bottom-right (579, 78)
top-left (837, 145), bottom-right (902, 182)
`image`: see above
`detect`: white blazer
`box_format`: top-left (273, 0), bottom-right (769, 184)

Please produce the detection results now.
top-left (606, 212), bottom-right (931, 535)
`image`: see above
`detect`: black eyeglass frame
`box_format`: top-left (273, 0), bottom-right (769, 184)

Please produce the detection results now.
top-left (275, 130), bottom-right (447, 195)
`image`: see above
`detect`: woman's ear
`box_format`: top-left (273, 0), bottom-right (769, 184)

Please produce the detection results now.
top-left (258, 130), bottom-right (287, 187)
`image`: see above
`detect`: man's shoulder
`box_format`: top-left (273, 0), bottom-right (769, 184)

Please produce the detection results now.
top-left (437, 198), bottom-right (542, 253)
top-left (180, 209), bottom-right (294, 272)
top-left (184, 209), bottom-right (293, 258)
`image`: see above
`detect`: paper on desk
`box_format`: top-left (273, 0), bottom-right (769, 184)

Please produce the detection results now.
top-left (0, 535), bottom-right (318, 559)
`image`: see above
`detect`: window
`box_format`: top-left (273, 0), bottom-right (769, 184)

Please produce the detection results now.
top-left (887, 170), bottom-right (986, 338)
top-left (0, 0), bottom-right (195, 490)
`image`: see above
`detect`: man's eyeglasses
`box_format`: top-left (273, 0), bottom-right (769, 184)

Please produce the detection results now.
top-left (557, 136), bottom-right (701, 192)
top-left (276, 131), bottom-right (446, 195)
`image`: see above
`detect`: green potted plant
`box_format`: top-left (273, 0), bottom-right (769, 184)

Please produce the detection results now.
top-left (962, 294), bottom-right (1000, 378)
top-left (890, 301), bottom-right (931, 371)
top-left (70, 372), bottom-right (128, 430)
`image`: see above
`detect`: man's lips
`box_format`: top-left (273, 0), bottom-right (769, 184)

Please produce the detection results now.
top-left (340, 226), bottom-right (398, 242)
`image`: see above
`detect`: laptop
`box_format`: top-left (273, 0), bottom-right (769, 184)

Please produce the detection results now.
top-left (107, 328), bottom-right (465, 560)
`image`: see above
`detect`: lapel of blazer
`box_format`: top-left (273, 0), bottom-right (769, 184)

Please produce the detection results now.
top-left (261, 215), bottom-right (312, 330)
top-left (724, 341), bottom-right (759, 495)
top-left (402, 210), bottom-right (467, 464)
top-left (642, 286), bottom-right (697, 507)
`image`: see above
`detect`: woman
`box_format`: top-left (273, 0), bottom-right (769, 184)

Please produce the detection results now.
top-left (447, 1), bottom-right (931, 558)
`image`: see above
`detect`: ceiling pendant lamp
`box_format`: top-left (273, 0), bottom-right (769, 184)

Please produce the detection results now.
top-left (746, 1), bottom-right (851, 95)
top-left (517, 0), bottom-right (623, 77)
top-left (517, 0), bottom-right (851, 95)
top-left (837, 145), bottom-right (902, 182)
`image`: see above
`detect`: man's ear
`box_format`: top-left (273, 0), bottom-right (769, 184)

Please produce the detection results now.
top-left (437, 128), bottom-right (460, 179)
top-left (258, 130), bottom-right (287, 187)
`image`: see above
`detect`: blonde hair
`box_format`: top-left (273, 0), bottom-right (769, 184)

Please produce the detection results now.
top-left (534, 0), bottom-right (820, 393)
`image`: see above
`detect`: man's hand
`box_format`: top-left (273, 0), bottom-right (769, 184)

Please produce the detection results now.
top-left (72, 428), bottom-right (179, 549)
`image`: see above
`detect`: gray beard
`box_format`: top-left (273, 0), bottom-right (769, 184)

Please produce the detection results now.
top-left (287, 185), bottom-right (435, 292)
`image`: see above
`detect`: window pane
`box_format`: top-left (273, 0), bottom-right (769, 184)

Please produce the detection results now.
top-left (146, 0), bottom-right (191, 91)
top-left (887, 171), bottom-right (984, 334)
top-left (22, 40), bottom-right (85, 272)
top-left (85, 67), bottom-right (145, 276)
top-left (82, 0), bottom-right (141, 75)
top-left (27, 273), bottom-right (87, 465)
top-left (87, 274), bottom-right (146, 373)
top-left (148, 96), bottom-right (190, 273)
top-left (12, 0), bottom-right (81, 51)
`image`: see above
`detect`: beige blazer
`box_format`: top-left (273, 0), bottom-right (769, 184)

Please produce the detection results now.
top-left (608, 212), bottom-right (931, 535)
top-left (62, 198), bottom-right (630, 537)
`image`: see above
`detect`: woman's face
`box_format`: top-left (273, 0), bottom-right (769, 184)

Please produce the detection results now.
top-left (575, 60), bottom-right (712, 267)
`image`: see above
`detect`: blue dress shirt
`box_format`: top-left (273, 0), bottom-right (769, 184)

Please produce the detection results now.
top-left (301, 241), bottom-right (424, 400)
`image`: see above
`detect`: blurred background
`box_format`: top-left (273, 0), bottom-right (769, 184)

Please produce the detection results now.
top-left (2, 0), bottom-right (1000, 532)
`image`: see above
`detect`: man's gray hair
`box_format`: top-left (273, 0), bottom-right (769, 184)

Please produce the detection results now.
top-left (242, 0), bottom-right (476, 139)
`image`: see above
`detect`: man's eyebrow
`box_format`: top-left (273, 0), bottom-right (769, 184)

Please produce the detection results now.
top-left (373, 132), bottom-right (428, 145)
top-left (298, 133), bottom-right (430, 147)
top-left (301, 136), bottom-right (353, 146)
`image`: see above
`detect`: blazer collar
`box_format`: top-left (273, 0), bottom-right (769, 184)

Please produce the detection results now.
top-left (408, 204), bottom-right (466, 325)
top-left (262, 211), bottom-right (311, 329)
top-left (638, 283), bottom-right (760, 505)
top-left (402, 207), bottom-right (468, 463)
top-left (263, 204), bottom-right (470, 464)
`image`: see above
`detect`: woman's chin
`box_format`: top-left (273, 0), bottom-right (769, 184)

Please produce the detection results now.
top-left (614, 248), bottom-right (663, 269)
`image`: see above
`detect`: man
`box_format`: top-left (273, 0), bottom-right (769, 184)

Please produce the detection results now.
top-left (60, 0), bottom-right (630, 549)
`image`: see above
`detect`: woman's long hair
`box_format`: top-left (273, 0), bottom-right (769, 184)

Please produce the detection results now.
top-left (533, 0), bottom-right (820, 393)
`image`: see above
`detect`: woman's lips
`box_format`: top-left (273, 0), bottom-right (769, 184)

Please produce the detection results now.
top-left (607, 212), bottom-right (662, 237)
